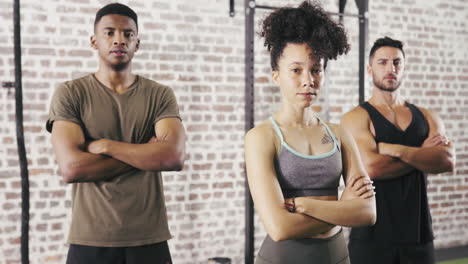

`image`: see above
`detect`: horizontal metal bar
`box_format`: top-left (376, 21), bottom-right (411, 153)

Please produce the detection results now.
top-left (328, 11), bottom-right (362, 18)
top-left (254, 4), bottom-right (277, 10)
top-left (255, 4), bottom-right (363, 18)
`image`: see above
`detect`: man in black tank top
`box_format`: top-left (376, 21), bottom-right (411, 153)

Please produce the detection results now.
top-left (341, 37), bottom-right (455, 264)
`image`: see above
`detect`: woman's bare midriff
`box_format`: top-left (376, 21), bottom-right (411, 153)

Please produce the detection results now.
top-left (302, 195), bottom-right (342, 239)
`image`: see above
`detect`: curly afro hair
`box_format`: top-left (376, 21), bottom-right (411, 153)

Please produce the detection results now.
top-left (259, 0), bottom-right (349, 70)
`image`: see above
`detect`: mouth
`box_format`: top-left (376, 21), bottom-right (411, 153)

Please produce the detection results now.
top-left (297, 92), bottom-right (317, 98)
top-left (110, 50), bottom-right (127, 56)
top-left (384, 75), bottom-right (397, 80)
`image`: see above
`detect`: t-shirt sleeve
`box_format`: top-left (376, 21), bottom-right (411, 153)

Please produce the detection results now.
top-left (154, 86), bottom-right (181, 124)
top-left (45, 82), bottom-right (82, 133)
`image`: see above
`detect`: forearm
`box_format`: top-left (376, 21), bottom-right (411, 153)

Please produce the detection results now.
top-left (264, 210), bottom-right (335, 241)
top-left (61, 150), bottom-right (134, 183)
top-left (103, 139), bottom-right (184, 172)
top-left (382, 143), bottom-right (455, 173)
top-left (296, 197), bottom-right (376, 227)
top-left (367, 155), bottom-right (414, 180)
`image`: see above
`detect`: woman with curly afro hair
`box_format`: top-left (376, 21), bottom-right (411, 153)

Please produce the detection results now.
top-left (244, 1), bottom-right (377, 263)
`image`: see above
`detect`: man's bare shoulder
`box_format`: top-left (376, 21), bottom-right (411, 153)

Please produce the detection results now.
top-left (412, 105), bottom-right (446, 133)
top-left (342, 105), bottom-right (369, 126)
top-left (413, 105), bottom-right (436, 119)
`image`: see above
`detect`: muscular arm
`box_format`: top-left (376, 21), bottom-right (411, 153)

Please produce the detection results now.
top-left (245, 125), bottom-right (334, 242)
top-left (88, 118), bottom-right (186, 172)
top-left (378, 109), bottom-right (455, 174)
top-left (294, 124), bottom-right (376, 227)
top-left (341, 107), bottom-right (414, 180)
top-left (51, 120), bottom-right (134, 183)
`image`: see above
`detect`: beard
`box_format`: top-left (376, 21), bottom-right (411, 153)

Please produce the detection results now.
top-left (373, 76), bottom-right (402, 92)
top-left (100, 51), bottom-right (132, 72)
top-left (111, 61), bottom-right (130, 72)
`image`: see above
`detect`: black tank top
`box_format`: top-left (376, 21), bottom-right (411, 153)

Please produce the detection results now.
top-left (350, 101), bottom-right (434, 244)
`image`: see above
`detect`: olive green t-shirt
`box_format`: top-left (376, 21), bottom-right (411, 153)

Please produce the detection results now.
top-left (46, 74), bottom-right (180, 247)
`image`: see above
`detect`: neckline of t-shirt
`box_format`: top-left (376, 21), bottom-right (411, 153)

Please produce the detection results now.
top-left (91, 73), bottom-right (140, 96)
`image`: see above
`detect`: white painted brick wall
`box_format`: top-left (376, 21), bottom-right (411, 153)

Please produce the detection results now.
top-left (0, 0), bottom-right (467, 263)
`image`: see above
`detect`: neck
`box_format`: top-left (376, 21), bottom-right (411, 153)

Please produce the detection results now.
top-left (370, 86), bottom-right (405, 107)
top-left (275, 104), bottom-right (318, 127)
top-left (95, 64), bottom-right (135, 93)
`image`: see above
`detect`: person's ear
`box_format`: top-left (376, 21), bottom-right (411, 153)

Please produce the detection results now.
top-left (135, 38), bottom-right (140, 52)
top-left (90, 35), bottom-right (97, 50)
top-left (367, 64), bottom-right (372, 76)
top-left (272, 70), bottom-right (279, 85)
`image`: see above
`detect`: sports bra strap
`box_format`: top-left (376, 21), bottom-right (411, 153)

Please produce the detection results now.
top-left (269, 116), bottom-right (340, 152)
top-left (316, 116), bottom-right (341, 152)
top-left (269, 116), bottom-right (285, 143)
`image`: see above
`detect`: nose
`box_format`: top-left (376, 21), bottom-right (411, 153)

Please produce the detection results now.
top-left (113, 33), bottom-right (126, 46)
top-left (386, 62), bottom-right (396, 73)
top-left (303, 71), bottom-right (314, 88)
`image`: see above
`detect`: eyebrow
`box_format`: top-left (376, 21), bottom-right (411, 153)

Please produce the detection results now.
top-left (288, 62), bottom-right (304, 66)
top-left (103, 27), bottom-right (135, 32)
top-left (377, 58), bottom-right (402, 61)
top-left (288, 62), bottom-right (322, 67)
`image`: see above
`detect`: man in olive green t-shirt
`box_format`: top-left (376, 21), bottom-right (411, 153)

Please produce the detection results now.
top-left (46, 3), bottom-right (185, 264)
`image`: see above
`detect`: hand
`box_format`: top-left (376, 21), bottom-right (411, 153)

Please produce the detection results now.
top-left (284, 198), bottom-right (296, 213)
top-left (147, 136), bottom-right (159, 143)
top-left (87, 139), bottom-right (109, 155)
top-left (284, 197), bottom-right (308, 214)
top-left (377, 142), bottom-right (392, 156)
top-left (422, 133), bottom-right (449, 148)
top-left (341, 175), bottom-right (375, 201)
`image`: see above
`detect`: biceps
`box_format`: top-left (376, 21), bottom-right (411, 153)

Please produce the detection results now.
top-left (51, 121), bottom-right (85, 160)
top-left (247, 169), bottom-right (285, 228)
top-left (245, 154), bottom-right (284, 215)
top-left (425, 110), bottom-right (446, 136)
top-left (342, 140), bottom-right (369, 183)
top-left (154, 118), bottom-right (185, 143)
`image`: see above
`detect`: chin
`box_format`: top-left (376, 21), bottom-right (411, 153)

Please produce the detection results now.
top-left (375, 81), bottom-right (400, 92)
top-left (377, 86), bottom-right (399, 92)
top-left (300, 102), bottom-right (313, 109)
top-left (111, 62), bottom-right (130, 72)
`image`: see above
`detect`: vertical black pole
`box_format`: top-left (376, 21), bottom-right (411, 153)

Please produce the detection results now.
top-left (338, 0), bottom-right (347, 24)
top-left (13, 0), bottom-right (30, 263)
top-left (229, 0), bottom-right (235, 17)
top-left (244, 0), bottom-right (255, 264)
top-left (356, 0), bottom-right (368, 104)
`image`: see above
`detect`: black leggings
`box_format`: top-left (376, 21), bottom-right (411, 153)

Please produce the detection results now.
top-left (348, 239), bottom-right (435, 264)
top-left (66, 241), bottom-right (172, 264)
top-left (256, 229), bottom-right (350, 264)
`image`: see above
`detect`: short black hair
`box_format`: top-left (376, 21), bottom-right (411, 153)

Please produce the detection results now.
top-left (94, 3), bottom-right (138, 31)
top-left (259, 0), bottom-right (349, 70)
top-left (369, 36), bottom-right (405, 62)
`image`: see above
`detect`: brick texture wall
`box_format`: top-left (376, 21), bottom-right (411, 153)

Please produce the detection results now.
top-left (0, 0), bottom-right (466, 263)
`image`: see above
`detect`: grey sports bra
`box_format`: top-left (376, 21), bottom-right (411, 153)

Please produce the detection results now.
top-left (270, 117), bottom-right (342, 198)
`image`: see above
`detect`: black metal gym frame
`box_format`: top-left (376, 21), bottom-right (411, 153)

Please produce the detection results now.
top-left (1, 8), bottom-right (29, 264)
top-left (12, 0), bottom-right (30, 263)
top-left (0, 4), bottom-right (30, 263)
top-left (242, 1), bottom-right (368, 263)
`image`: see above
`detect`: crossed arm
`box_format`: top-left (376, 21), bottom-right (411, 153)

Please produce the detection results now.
top-left (244, 123), bottom-right (375, 242)
top-left (378, 108), bottom-right (454, 174)
top-left (51, 118), bottom-right (185, 183)
top-left (341, 107), bottom-right (454, 180)
top-left (291, 124), bottom-right (377, 227)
